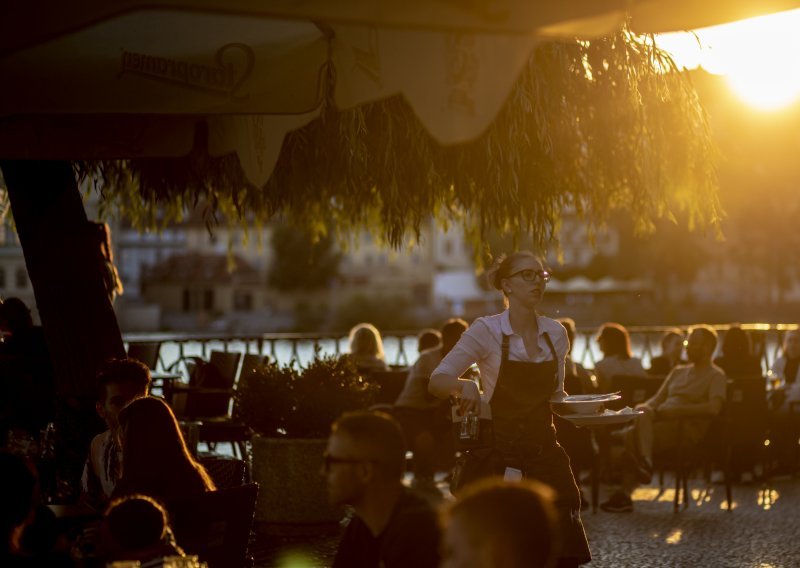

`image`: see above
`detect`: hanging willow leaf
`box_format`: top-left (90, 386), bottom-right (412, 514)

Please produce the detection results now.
top-left (78, 26), bottom-right (721, 254)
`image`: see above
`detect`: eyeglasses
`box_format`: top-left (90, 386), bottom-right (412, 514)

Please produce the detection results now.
top-left (322, 453), bottom-right (377, 472)
top-left (508, 269), bottom-right (551, 283)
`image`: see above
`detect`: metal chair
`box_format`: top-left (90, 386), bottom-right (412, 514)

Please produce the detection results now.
top-left (726, 376), bottom-right (769, 482)
top-left (127, 341), bottom-right (161, 370)
top-left (198, 353), bottom-right (267, 462)
top-left (199, 454), bottom-right (247, 489)
top-left (178, 351), bottom-right (243, 420)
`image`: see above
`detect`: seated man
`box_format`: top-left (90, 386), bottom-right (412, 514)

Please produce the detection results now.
top-left (601, 325), bottom-right (726, 513)
top-left (394, 318), bottom-right (468, 489)
top-left (81, 358), bottom-right (151, 511)
top-left (441, 477), bottom-right (560, 568)
top-left (324, 411), bottom-right (441, 568)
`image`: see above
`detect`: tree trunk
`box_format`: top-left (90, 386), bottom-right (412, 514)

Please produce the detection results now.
top-left (0, 160), bottom-right (125, 495)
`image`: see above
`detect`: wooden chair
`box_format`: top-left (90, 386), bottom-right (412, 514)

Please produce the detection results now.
top-left (169, 483), bottom-right (259, 568)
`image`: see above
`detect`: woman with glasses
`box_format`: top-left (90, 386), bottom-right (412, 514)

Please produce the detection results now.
top-left (429, 252), bottom-right (590, 567)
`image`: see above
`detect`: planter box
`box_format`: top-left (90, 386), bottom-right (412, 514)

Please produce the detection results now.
top-left (251, 435), bottom-right (344, 532)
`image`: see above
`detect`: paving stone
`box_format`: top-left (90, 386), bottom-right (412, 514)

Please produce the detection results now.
top-left (254, 475), bottom-right (800, 567)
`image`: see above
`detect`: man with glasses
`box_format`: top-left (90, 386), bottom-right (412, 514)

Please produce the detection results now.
top-left (324, 411), bottom-right (441, 568)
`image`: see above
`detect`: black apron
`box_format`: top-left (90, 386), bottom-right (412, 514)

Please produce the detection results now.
top-left (490, 332), bottom-right (591, 566)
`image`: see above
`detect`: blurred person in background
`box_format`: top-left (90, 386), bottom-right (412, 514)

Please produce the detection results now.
top-left (594, 323), bottom-right (645, 393)
top-left (112, 397), bottom-right (215, 504)
top-left (81, 358), bottom-right (151, 512)
top-left (104, 495), bottom-right (186, 565)
top-left (417, 328), bottom-right (442, 354)
top-left (348, 323), bottom-right (389, 373)
top-left (324, 411), bottom-right (440, 568)
top-left (648, 328), bottom-right (686, 376)
top-left (440, 477), bottom-right (561, 568)
top-left (714, 325), bottom-right (762, 377)
top-left (394, 318), bottom-right (468, 493)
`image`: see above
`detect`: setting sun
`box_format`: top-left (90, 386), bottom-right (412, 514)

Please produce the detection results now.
top-left (657, 9), bottom-right (800, 110)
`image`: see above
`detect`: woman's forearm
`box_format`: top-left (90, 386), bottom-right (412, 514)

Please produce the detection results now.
top-left (428, 372), bottom-right (465, 399)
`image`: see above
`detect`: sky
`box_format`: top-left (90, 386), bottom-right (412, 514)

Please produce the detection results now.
top-left (656, 9), bottom-right (800, 111)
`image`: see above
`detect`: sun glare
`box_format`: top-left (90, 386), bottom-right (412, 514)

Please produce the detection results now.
top-left (657, 9), bottom-right (800, 110)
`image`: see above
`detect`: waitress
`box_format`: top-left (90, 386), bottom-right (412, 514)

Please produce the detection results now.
top-left (429, 252), bottom-right (590, 567)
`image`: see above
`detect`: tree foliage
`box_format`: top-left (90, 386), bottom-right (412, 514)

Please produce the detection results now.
top-left (78, 27), bottom-right (721, 255)
top-left (268, 224), bottom-right (341, 291)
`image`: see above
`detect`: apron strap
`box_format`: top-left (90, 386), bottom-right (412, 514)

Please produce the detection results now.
top-left (543, 332), bottom-right (559, 383)
top-left (501, 334), bottom-right (510, 362)
top-left (543, 332), bottom-right (557, 361)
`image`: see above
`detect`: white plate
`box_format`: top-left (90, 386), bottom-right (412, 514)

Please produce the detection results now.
top-left (563, 394), bottom-right (621, 403)
top-left (562, 410), bottom-right (643, 427)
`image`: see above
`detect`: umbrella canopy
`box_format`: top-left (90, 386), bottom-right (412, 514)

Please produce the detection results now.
top-left (2, 1), bottom-right (798, 249)
top-left (3, 1), bottom-right (799, 184)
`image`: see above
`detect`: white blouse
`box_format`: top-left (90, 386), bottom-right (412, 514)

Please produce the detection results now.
top-left (432, 311), bottom-right (568, 401)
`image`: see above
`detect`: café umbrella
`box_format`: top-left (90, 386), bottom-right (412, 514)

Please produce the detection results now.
top-left (2, 0), bottom-right (799, 187)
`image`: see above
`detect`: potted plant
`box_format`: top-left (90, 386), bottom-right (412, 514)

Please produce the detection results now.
top-left (237, 351), bottom-right (378, 531)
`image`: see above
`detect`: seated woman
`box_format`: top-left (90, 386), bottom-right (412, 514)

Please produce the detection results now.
top-left (347, 323), bottom-right (389, 373)
top-left (594, 323), bottom-right (645, 393)
top-left (113, 397), bottom-right (215, 504)
top-left (714, 325), bottom-right (762, 378)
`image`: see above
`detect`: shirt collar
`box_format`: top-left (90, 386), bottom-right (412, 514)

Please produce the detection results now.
top-left (501, 310), bottom-right (543, 337)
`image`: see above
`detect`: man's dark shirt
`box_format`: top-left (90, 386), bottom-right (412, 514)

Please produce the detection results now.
top-left (332, 489), bottom-right (440, 568)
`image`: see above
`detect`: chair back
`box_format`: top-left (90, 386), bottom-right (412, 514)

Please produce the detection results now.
top-left (238, 353), bottom-right (267, 384)
top-left (198, 455), bottom-right (247, 489)
top-left (169, 483), bottom-right (259, 568)
top-left (726, 375), bottom-right (769, 448)
top-left (209, 351), bottom-right (243, 386)
top-left (184, 351), bottom-right (242, 419)
top-left (127, 341), bottom-right (161, 370)
top-left (610, 374), bottom-right (665, 410)
top-left (369, 369), bottom-right (409, 405)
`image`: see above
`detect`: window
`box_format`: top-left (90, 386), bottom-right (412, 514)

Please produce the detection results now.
top-left (15, 267), bottom-right (27, 289)
top-left (182, 288), bottom-right (215, 312)
top-left (234, 291), bottom-right (253, 311)
top-left (412, 283), bottom-right (431, 305)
